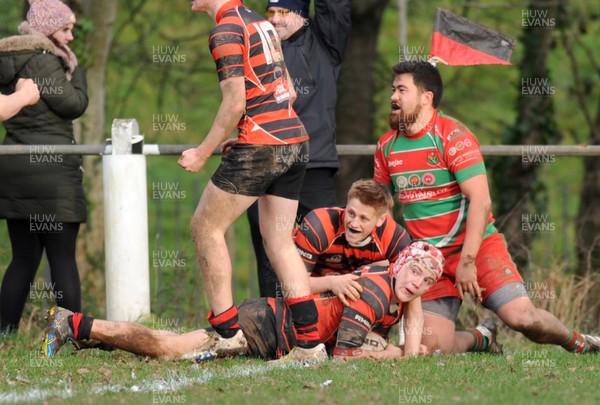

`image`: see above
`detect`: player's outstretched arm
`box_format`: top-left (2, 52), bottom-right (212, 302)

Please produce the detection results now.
top-left (402, 297), bottom-right (424, 357)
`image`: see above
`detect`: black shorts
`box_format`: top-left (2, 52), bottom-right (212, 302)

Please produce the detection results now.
top-left (238, 298), bottom-right (296, 359)
top-left (212, 141), bottom-right (308, 199)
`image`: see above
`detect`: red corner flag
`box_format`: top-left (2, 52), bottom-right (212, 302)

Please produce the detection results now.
top-left (429, 8), bottom-right (516, 66)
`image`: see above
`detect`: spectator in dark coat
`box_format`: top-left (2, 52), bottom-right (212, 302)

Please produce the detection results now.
top-left (0, 0), bottom-right (88, 334)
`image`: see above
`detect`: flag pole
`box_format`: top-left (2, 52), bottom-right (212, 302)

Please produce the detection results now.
top-left (399, 0), bottom-right (407, 60)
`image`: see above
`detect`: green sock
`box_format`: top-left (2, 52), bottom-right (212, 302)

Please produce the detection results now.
top-left (466, 328), bottom-right (489, 352)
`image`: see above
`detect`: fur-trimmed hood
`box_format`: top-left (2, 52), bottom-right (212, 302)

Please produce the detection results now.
top-left (0, 34), bottom-right (66, 85)
top-left (0, 34), bottom-right (57, 54)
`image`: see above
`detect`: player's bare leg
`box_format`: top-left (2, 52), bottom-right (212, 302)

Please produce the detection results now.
top-left (496, 297), bottom-right (568, 343)
top-left (494, 296), bottom-right (599, 353)
top-left (258, 195), bottom-right (311, 301)
top-left (258, 194), bottom-right (326, 362)
top-left (422, 311), bottom-right (501, 354)
top-left (191, 181), bottom-right (256, 316)
top-left (421, 312), bottom-right (458, 352)
top-left (186, 181), bottom-right (256, 358)
top-left (90, 320), bottom-right (210, 360)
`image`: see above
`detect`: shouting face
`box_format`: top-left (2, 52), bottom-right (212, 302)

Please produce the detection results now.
top-left (389, 73), bottom-right (427, 134)
top-left (344, 198), bottom-right (386, 246)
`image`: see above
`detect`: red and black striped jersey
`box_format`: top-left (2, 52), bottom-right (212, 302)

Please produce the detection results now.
top-left (210, 1), bottom-right (308, 145)
top-left (264, 267), bottom-right (401, 354)
top-left (313, 267), bottom-right (403, 348)
top-left (293, 207), bottom-right (411, 277)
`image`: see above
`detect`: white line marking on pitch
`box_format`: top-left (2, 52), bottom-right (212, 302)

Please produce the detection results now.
top-left (0, 362), bottom-right (301, 403)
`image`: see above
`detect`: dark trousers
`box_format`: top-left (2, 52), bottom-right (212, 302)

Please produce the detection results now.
top-left (247, 168), bottom-right (338, 297)
top-left (0, 219), bottom-right (81, 333)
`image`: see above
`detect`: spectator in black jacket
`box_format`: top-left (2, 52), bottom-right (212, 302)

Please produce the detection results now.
top-left (248, 0), bottom-right (352, 298)
top-left (0, 0), bottom-right (88, 335)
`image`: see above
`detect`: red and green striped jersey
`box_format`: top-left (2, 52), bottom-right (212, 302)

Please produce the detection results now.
top-left (210, 0), bottom-right (308, 145)
top-left (293, 207), bottom-right (411, 277)
top-left (374, 110), bottom-right (496, 250)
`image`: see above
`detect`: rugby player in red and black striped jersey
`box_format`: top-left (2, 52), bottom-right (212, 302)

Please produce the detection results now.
top-left (293, 179), bottom-right (411, 305)
top-left (42, 242), bottom-right (444, 362)
top-left (177, 0), bottom-right (324, 363)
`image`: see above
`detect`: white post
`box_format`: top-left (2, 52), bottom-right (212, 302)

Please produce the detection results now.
top-left (398, 316), bottom-right (405, 346)
top-left (103, 119), bottom-right (150, 321)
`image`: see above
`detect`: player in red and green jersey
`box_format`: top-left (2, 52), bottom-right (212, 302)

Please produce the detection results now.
top-left (177, 0), bottom-right (323, 364)
top-left (374, 61), bottom-right (600, 354)
top-left (293, 179), bottom-right (411, 306)
top-left (42, 242), bottom-right (443, 362)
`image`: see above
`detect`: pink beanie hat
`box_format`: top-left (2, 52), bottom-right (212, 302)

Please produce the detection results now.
top-left (25, 0), bottom-right (74, 36)
top-left (17, 0), bottom-right (78, 77)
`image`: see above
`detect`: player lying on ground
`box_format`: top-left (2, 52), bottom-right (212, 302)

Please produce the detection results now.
top-left (42, 242), bottom-right (443, 361)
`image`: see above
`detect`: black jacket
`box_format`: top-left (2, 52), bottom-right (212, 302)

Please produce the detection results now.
top-left (284, 0), bottom-right (351, 170)
top-left (0, 34), bottom-right (88, 223)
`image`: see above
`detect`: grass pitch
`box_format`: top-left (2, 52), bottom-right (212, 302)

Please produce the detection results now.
top-left (1, 331), bottom-right (599, 405)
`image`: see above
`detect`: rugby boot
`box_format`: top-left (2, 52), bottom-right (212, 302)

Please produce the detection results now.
top-left (581, 334), bottom-right (600, 353)
top-left (476, 317), bottom-right (503, 355)
top-left (182, 329), bottom-right (249, 362)
top-left (270, 343), bottom-right (328, 365)
top-left (42, 307), bottom-right (74, 358)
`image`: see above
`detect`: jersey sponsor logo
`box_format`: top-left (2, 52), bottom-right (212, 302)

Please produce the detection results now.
top-left (296, 248), bottom-right (314, 260)
top-left (427, 152), bottom-right (439, 165)
top-left (272, 66), bottom-right (291, 104)
top-left (354, 314), bottom-right (372, 329)
top-left (388, 159), bottom-right (404, 167)
top-left (448, 147), bottom-right (457, 156)
top-left (446, 127), bottom-right (463, 141)
top-left (452, 149), bottom-right (481, 167)
top-left (409, 175), bottom-right (420, 187)
top-left (422, 173), bottom-right (435, 186)
top-left (464, 139), bottom-right (473, 147)
top-left (396, 176), bottom-right (408, 190)
top-left (456, 141), bottom-right (464, 151)
top-left (324, 254), bottom-right (343, 263)
top-left (402, 187), bottom-right (449, 202)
